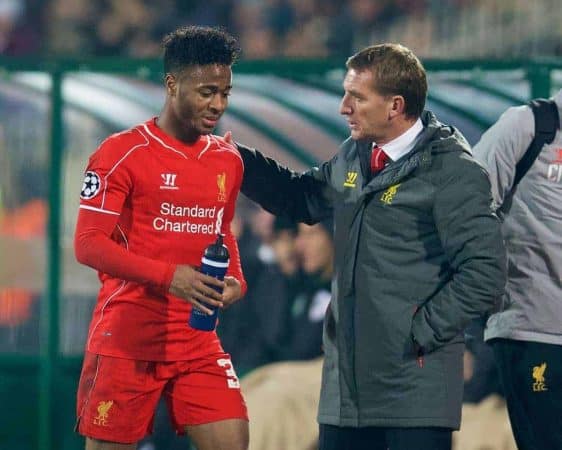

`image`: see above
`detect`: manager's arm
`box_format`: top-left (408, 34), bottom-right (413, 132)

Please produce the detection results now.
top-left (236, 142), bottom-right (334, 224)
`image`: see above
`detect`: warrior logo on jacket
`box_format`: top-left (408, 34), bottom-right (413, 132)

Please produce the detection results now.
top-left (343, 172), bottom-right (358, 188)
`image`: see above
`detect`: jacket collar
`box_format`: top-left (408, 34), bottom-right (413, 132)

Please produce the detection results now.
top-left (375, 118), bottom-right (424, 162)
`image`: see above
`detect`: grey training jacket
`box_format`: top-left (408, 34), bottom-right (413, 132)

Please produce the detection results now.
top-left (473, 90), bottom-right (562, 345)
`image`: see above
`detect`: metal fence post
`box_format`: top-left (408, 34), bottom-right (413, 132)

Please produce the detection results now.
top-left (527, 63), bottom-right (552, 98)
top-left (39, 67), bottom-right (63, 450)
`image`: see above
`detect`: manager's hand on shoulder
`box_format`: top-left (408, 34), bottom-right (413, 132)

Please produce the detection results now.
top-left (169, 265), bottom-right (224, 314)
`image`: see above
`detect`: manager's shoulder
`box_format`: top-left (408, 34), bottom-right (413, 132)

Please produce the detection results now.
top-left (337, 136), bottom-right (359, 162)
top-left (431, 133), bottom-right (488, 181)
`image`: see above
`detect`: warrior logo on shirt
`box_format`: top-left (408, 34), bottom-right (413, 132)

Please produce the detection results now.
top-left (217, 172), bottom-right (226, 202)
top-left (160, 173), bottom-right (178, 190)
top-left (80, 171), bottom-right (101, 200)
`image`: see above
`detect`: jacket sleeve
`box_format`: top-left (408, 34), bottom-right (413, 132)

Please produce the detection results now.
top-left (237, 142), bottom-right (334, 224)
top-left (411, 157), bottom-right (507, 353)
top-left (471, 105), bottom-right (534, 209)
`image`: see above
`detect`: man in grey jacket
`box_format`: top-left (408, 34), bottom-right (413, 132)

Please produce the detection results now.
top-left (235, 43), bottom-right (506, 450)
top-left (473, 89), bottom-right (562, 450)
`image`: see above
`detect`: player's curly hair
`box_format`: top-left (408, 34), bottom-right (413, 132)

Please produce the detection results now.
top-left (162, 25), bottom-right (241, 75)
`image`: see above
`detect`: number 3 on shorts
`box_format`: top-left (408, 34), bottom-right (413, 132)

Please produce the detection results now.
top-left (217, 357), bottom-right (241, 389)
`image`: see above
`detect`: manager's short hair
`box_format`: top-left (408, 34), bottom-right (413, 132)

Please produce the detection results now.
top-left (347, 43), bottom-right (427, 119)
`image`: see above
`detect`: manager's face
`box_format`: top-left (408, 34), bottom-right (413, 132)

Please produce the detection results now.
top-left (339, 68), bottom-right (394, 143)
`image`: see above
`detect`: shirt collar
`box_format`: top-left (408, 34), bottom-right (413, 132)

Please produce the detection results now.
top-left (375, 118), bottom-right (424, 161)
top-left (146, 117), bottom-right (211, 158)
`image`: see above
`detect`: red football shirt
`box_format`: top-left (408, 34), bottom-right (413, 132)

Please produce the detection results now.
top-left (75, 118), bottom-right (246, 361)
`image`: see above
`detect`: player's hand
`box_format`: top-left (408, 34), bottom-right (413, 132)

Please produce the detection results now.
top-left (169, 265), bottom-right (224, 314)
top-left (222, 276), bottom-right (242, 307)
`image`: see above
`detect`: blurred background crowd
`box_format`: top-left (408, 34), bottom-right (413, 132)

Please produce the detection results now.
top-left (1, 1), bottom-right (560, 449)
top-left (2, 0), bottom-right (562, 59)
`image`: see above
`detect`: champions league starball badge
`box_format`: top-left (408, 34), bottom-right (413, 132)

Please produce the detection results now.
top-left (80, 171), bottom-right (102, 200)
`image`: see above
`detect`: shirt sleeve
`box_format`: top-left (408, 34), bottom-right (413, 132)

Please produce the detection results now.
top-left (471, 105), bottom-right (534, 209)
top-left (221, 156), bottom-right (247, 296)
top-left (75, 139), bottom-right (176, 291)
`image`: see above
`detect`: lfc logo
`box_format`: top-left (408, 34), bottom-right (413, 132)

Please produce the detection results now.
top-left (93, 400), bottom-right (114, 426)
top-left (217, 172), bottom-right (226, 202)
top-left (380, 183), bottom-right (401, 205)
top-left (532, 362), bottom-right (548, 392)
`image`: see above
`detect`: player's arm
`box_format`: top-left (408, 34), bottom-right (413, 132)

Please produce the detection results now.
top-left (75, 199), bottom-right (225, 314)
top-left (220, 157), bottom-right (247, 306)
top-left (75, 140), bottom-right (224, 313)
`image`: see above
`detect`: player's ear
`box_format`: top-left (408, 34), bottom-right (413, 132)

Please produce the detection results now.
top-left (165, 74), bottom-right (177, 97)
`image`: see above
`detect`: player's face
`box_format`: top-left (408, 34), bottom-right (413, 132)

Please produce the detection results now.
top-left (339, 68), bottom-right (393, 143)
top-left (167, 64), bottom-right (232, 139)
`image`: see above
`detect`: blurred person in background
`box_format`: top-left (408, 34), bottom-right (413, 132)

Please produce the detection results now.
top-left (0, 0), bottom-right (41, 55)
top-left (219, 213), bottom-right (303, 375)
top-left (232, 42), bottom-right (506, 450)
top-left (73, 26), bottom-right (249, 450)
top-left (346, 0), bottom-right (401, 51)
top-left (46, 0), bottom-right (97, 55)
top-left (0, 125), bottom-right (47, 353)
top-left (275, 219), bottom-right (333, 361)
top-left (219, 203), bottom-right (277, 371)
top-left (462, 318), bottom-right (501, 404)
top-left (229, 199), bottom-right (270, 300)
top-left (473, 90), bottom-right (562, 450)
top-left (0, 164), bottom-right (47, 353)
top-left (240, 219), bottom-right (333, 450)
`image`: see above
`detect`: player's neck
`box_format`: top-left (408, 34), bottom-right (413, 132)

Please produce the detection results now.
top-left (156, 110), bottom-right (201, 145)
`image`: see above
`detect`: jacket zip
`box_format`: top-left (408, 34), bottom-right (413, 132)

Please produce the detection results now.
top-left (413, 305), bottom-right (424, 368)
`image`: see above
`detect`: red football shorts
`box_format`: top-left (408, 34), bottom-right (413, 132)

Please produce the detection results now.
top-left (76, 351), bottom-right (248, 444)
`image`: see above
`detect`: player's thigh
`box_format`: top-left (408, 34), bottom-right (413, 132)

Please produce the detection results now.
top-left (186, 418), bottom-right (249, 450)
top-left (77, 352), bottom-right (165, 444)
top-left (167, 352), bottom-right (247, 426)
top-left (166, 352), bottom-right (247, 441)
top-left (85, 437), bottom-right (137, 450)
